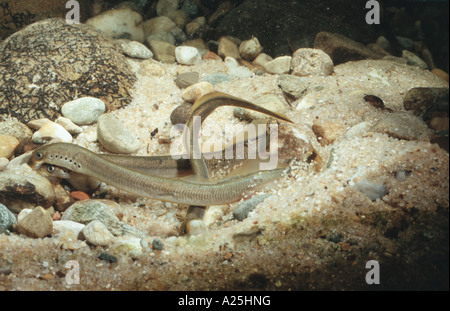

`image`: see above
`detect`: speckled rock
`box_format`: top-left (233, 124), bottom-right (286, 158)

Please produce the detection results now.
top-left (291, 48), bottom-right (334, 76)
top-left (85, 7), bottom-right (145, 42)
top-left (15, 206), bottom-right (53, 238)
top-left (32, 122), bottom-right (72, 144)
top-left (81, 220), bottom-right (116, 246)
top-left (0, 203), bottom-right (17, 234)
top-left (97, 113), bottom-right (141, 154)
top-left (0, 135), bottom-right (19, 158)
top-left (314, 31), bottom-right (384, 65)
top-left (61, 97), bottom-right (106, 125)
top-left (239, 37), bottom-right (263, 61)
top-left (0, 18), bottom-right (136, 123)
top-left (202, 73), bottom-right (232, 86)
top-left (61, 199), bottom-right (146, 238)
top-left (0, 121), bottom-right (33, 143)
top-left (156, 0), bottom-right (179, 17)
top-left (278, 74), bottom-right (308, 99)
top-left (120, 40), bottom-right (153, 59)
top-left (0, 168), bottom-right (55, 212)
top-left (143, 16), bottom-right (178, 38)
top-left (371, 112), bottom-right (431, 141)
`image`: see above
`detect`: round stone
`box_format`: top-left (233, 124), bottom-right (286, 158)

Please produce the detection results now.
top-left (61, 97), bottom-right (106, 125)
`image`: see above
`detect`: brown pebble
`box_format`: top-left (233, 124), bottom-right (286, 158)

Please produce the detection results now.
top-left (52, 211), bottom-right (61, 221)
top-left (39, 273), bottom-right (54, 281)
top-left (70, 191), bottom-right (89, 201)
top-left (363, 94), bottom-right (385, 110)
top-left (203, 51), bottom-right (222, 61)
top-left (170, 104), bottom-right (192, 125)
top-left (431, 68), bottom-right (449, 82)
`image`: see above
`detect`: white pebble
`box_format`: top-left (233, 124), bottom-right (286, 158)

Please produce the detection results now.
top-left (175, 46), bottom-right (201, 65)
top-left (32, 122), bottom-right (72, 144)
top-left (263, 56), bottom-right (292, 74)
top-left (62, 97), bottom-right (106, 125)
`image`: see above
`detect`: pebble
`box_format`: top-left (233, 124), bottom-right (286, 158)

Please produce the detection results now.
top-left (139, 60), bottom-right (167, 77)
top-left (403, 87), bottom-right (449, 118)
top-left (218, 37), bottom-right (240, 59)
top-left (429, 117), bottom-right (449, 132)
top-left (170, 104), bottom-right (192, 125)
top-left (32, 122), bottom-right (72, 144)
top-left (0, 135), bottom-right (19, 158)
top-left (233, 194), bottom-right (272, 221)
top-left (345, 122), bottom-right (372, 139)
top-left (81, 220), bottom-right (116, 246)
top-left (0, 203), bottom-right (17, 234)
top-left (156, 0), bottom-right (179, 17)
top-left (202, 73), bottom-right (232, 86)
top-left (97, 253), bottom-right (118, 263)
top-left (85, 7), bottom-right (145, 42)
top-left (181, 38), bottom-right (209, 57)
top-left (371, 111), bottom-right (431, 141)
top-left (263, 56), bottom-right (292, 75)
top-left (175, 71), bottom-right (199, 89)
top-left (0, 121), bottom-right (33, 142)
top-left (55, 117), bottom-right (83, 135)
top-left (0, 157), bottom-right (8, 171)
top-left (225, 57), bottom-right (254, 78)
top-left (169, 10), bottom-right (188, 28)
top-left (152, 238), bottom-right (165, 250)
top-left (402, 50), bottom-right (428, 69)
top-left (175, 46), bottom-right (202, 65)
top-left (61, 199), bottom-right (146, 238)
top-left (253, 53), bottom-right (273, 68)
top-left (52, 220), bottom-right (85, 238)
top-left (181, 81), bottom-right (214, 103)
top-left (0, 167), bottom-right (55, 213)
top-left (61, 97), bottom-right (106, 125)
top-left (147, 31), bottom-right (176, 45)
top-left (120, 40), bottom-right (153, 59)
top-left (97, 113), bottom-right (141, 154)
top-left (278, 74), bottom-right (308, 99)
top-left (203, 51), bottom-right (222, 61)
top-left (181, 0), bottom-right (198, 16)
top-left (15, 206), bottom-right (53, 238)
top-left (239, 37), bottom-right (263, 61)
top-left (312, 119), bottom-right (345, 146)
top-left (291, 48), bottom-right (334, 76)
top-left (148, 40), bottom-right (176, 63)
top-left (143, 16), bottom-right (177, 38)
top-left (277, 123), bottom-right (317, 164)
top-left (313, 31), bottom-right (383, 65)
top-left (185, 21), bottom-right (202, 36)
top-left (26, 118), bottom-right (52, 131)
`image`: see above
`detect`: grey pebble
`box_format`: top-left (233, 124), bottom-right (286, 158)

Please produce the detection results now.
top-left (233, 194), bottom-right (272, 221)
top-left (152, 238), bottom-right (164, 250)
top-left (61, 199), bottom-right (146, 238)
top-left (97, 113), bottom-right (141, 154)
top-left (62, 97), bottom-right (106, 125)
top-left (0, 203), bottom-right (17, 234)
top-left (175, 71), bottom-right (199, 89)
top-left (202, 73), bottom-right (232, 86)
top-left (278, 74), bottom-right (308, 99)
top-left (120, 40), bottom-right (153, 59)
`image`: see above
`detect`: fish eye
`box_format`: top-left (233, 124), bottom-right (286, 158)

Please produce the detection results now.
top-left (35, 152), bottom-right (43, 159)
top-left (46, 166), bottom-right (55, 173)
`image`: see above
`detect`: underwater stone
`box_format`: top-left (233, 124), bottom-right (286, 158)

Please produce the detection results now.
top-left (314, 31), bottom-right (384, 65)
top-left (148, 41), bottom-right (176, 63)
top-left (156, 0), bottom-right (179, 17)
top-left (0, 121), bottom-right (33, 143)
top-left (371, 111), bottom-right (431, 141)
top-left (263, 56), bottom-right (292, 75)
top-left (402, 50), bottom-right (428, 69)
top-left (81, 220), bottom-right (116, 246)
top-left (403, 87), bottom-right (449, 119)
top-left (62, 97), bottom-right (106, 125)
top-left (233, 194), bottom-right (272, 221)
top-left (97, 113), bottom-right (141, 154)
top-left (202, 73), bottom-right (232, 86)
top-left (175, 71), bottom-right (200, 88)
top-left (0, 203), bottom-right (17, 234)
top-left (181, 82), bottom-right (214, 103)
top-left (85, 7), bottom-right (145, 42)
top-left (291, 48), bottom-right (334, 76)
top-left (239, 37), bottom-right (263, 61)
top-left (15, 206), bottom-right (53, 239)
top-left (175, 46), bottom-right (202, 65)
top-left (32, 122), bottom-right (73, 144)
top-left (120, 40), bottom-right (153, 59)
top-left (0, 18), bottom-right (136, 123)
top-left (278, 74), bottom-right (308, 99)
top-left (0, 135), bottom-right (19, 159)
top-left (218, 37), bottom-right (240, 59)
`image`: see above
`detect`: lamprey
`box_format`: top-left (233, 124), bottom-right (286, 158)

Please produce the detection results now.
top-left (184, 91), bottom-right (293, 180)
top-left (28, 143), bottom-right (288, 205)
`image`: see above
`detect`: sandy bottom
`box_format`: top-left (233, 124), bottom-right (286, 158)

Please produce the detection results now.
top-left (0, 59), bottom-right (448, 290)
